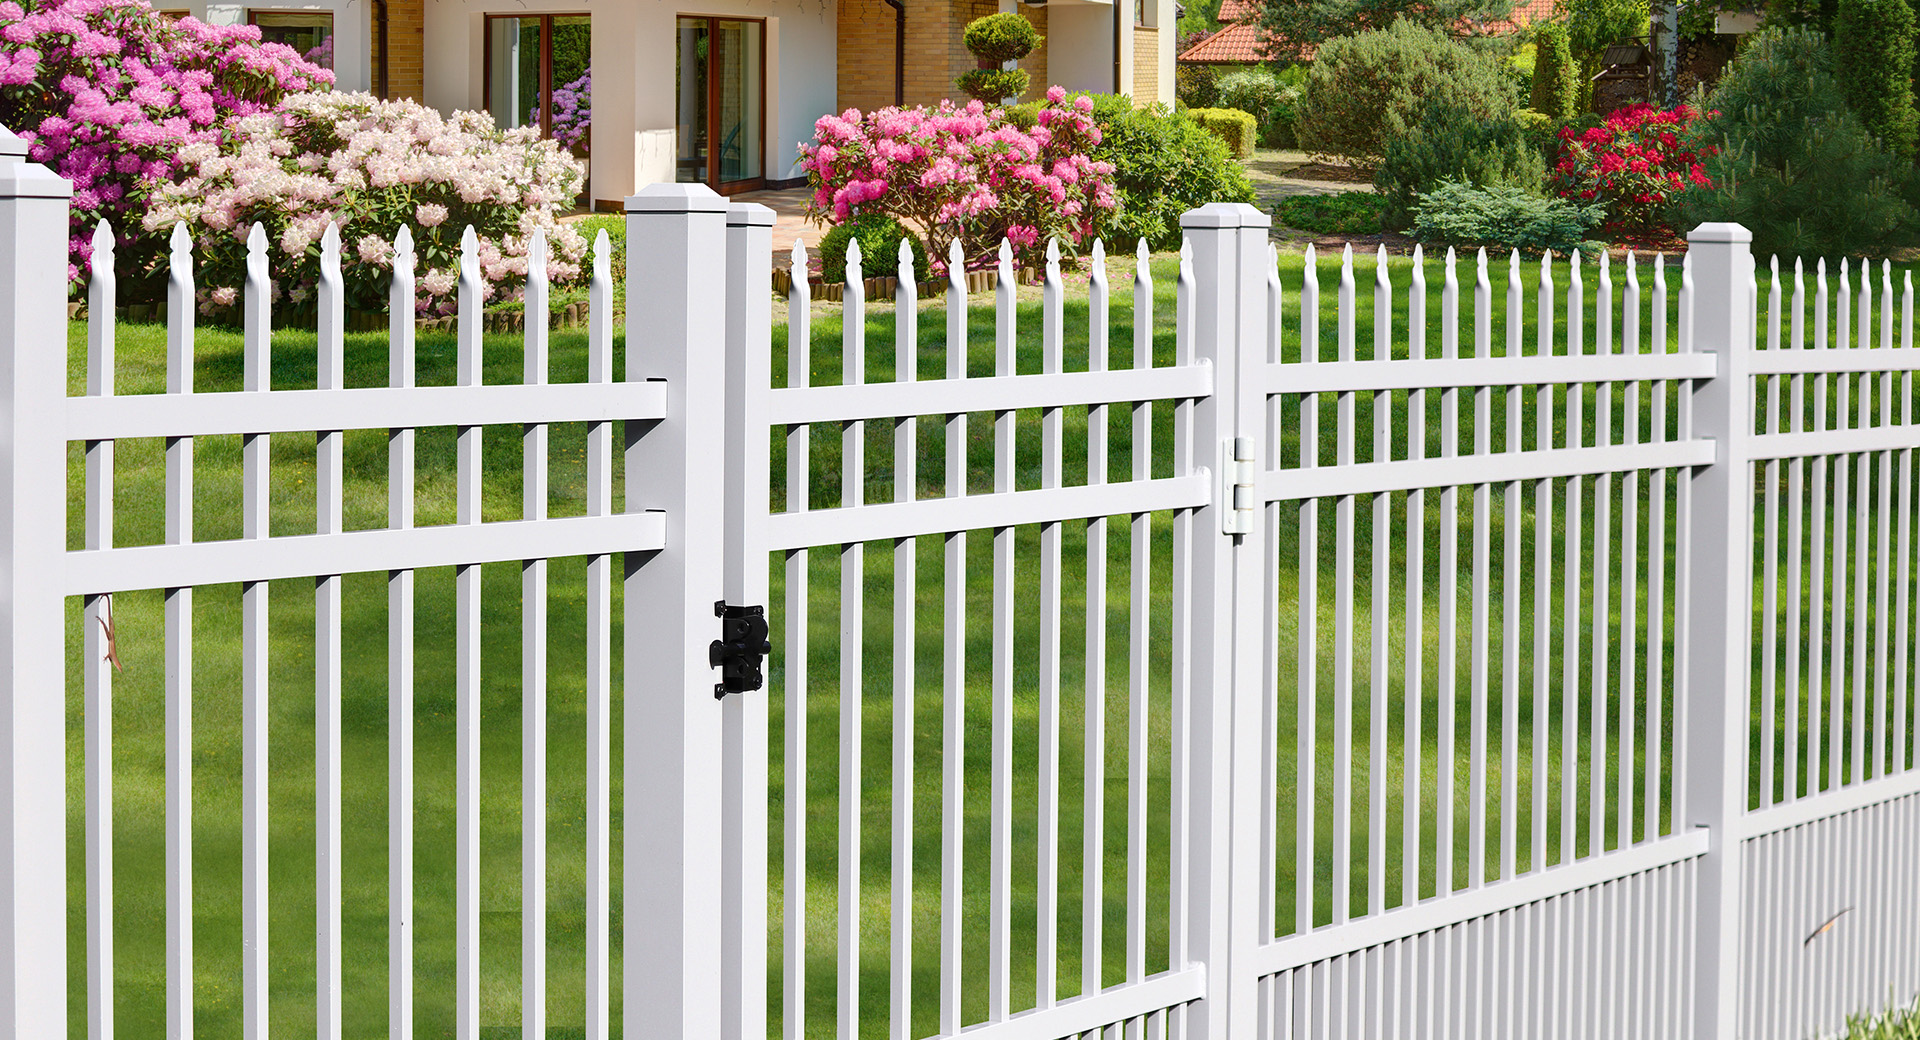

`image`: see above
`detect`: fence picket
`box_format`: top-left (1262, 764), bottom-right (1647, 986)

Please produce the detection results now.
top-left (1877, 261), bottom-right (1895, 780)
top-left (389, 223), bottom-right (418, 1040)
top-left (1787, 258), bottom-right (1806, 804)
top-left (1593, 252), bottom-right (1613, 857)
top-left (1128, 237), bottom-right (1155, 974)
top-left (989, 237), bottom-right (1016, 1023)
top-left (1851, 262), bottom-right (1871, 787)
top-left (940, 236), bottom-right (967, 1036)
top-left (164, 222), bottom-right (195, 1040)
top-left (1084, 238), bottom-right (1110, 999)
top-left (783, 239), bottom-right (813, 1040)
top-left (839, 237), bottom-right (867, 1040)
top-left (1501, 248), bottom-right (1522, 881)
top-left (1563, 252), bottom-right (1584, 865)
top-left (1039, 238), bottom-right (1065, 1009)
top-left (583, 227), bottom-right (610, 1040)
top-left (84, 218), bottom-right (116, 1040)
top-left (1369, 246), bottom-right (1391, 916)
top-left (1622, 253), bottom-right (1642, 844)
top-left (522, 229), bottom-right (550, 1040)
top-left (454, 224), bottom-right (482, 1040)
top-left (1469, 247), bottom-right (1491, 890)
top-left (1533, 250), bottom-right (1555, 865)
top-left (1438, 246), bottom-right (1459, 897)
top-left (1902, 272), bottom-right (1916, 775)
top-left (1334, 244), bottom-right (1357, 922)
top-left (241, 222), bottom-right (271, 1040)
top-left (1649, 255), bottom-right (1670, 839)
top-left (891, 238), bottom-right (918, 1039)
top-left (1810, 258), bottom-right (1830, 795)
top-left (1404, 247), bottom-right (1427, 909)
top-left (1297, 244), bottom-right (1320, 933)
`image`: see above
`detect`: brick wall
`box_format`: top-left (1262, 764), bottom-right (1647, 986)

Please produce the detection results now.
top-left (384, 0), bottom-right (424, 100)
top-left (1131, 25), bottom-right (1158, 106)
top-left (839, 1), bottom-right (1051, 113)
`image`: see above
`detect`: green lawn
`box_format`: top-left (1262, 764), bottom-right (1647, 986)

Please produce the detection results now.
top-left (61, 247), bottom-right (1920, 1039)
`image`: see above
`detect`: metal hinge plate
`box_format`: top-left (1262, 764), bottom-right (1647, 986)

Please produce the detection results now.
top-left (1218, 437), bottom-right (1256, 536)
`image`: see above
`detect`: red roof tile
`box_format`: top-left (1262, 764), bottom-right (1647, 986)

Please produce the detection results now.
top-left (1179, 0), bottom-right (1552, 65)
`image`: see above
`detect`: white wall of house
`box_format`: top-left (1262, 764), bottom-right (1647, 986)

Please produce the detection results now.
top-left (421, 0), bottom-right (837, 206)
top-left (1047, 0), bottom-right (1120, 96)
top-left (193, 0), bottom-right (371, 93)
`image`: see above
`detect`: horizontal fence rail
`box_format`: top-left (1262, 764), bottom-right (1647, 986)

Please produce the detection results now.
top-left (3, 136), bottom-right (1918, 1040)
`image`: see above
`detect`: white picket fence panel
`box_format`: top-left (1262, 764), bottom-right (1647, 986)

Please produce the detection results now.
top-left (3, 126), bottom-right (1919, 1040)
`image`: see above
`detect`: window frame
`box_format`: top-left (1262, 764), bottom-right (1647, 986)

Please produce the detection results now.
top-left (481, 12), bottom-right (592, 148)
top-left (247, 9), bottom-right (337, 69)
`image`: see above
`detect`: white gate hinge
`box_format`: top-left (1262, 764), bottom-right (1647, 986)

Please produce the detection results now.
top-left (1218, 437), bottom-right (1256, 536)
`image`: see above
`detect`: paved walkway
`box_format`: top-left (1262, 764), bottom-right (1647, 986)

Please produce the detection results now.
top-left (732, 186), bottom-right (821, 268)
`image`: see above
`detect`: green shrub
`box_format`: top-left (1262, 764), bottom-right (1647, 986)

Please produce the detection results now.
top-left (1834, 0), bottom-right (1918, 159)
top-left (1298, 19), bottom-right (1519, 167)
top-left (963, 12), bottom-right (1042, 64)
top-left (1263, 85), bottom-right (1306, 148)
top-left (1216, 68), bottom-right (1287, 119)
top-left (1682, 26), bottom-right (1918, 259)
top-left (1088, 101), bottom-right (1257, 250)
top-left (1176, 63), bottom-right (1220, 109)
top-left (1411, 180), bottom-right (1602, 253)
top-left (1187, 107), bottom-right (1259, 158)
top-left (1273, 191), bottom-right (1385, 234)
top-left (957, 67), bottom-right (1032, 103)
top-left (1529, 21), bottom-right (1581, 121)
top-left (571, 214), bottom-right (627, 286)
top-left (818, 214), bottom-right (932, 285)
top-left (1376, 103), bottom-right (1547, 227)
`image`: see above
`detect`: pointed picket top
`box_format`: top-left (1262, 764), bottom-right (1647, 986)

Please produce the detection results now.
top-left (1411, 242), bottom-right (1423, 267)
top-left (169, 220), bottom-right (191, 259)
top-left (1476, 246), bottom-right (1488, 278)
top-left (947, 238), bottom-right (965, 292)
top-left (846, 235), bottom-right (864, 283)
top-left (395, 224), bottom-right (415, 267)
top-left (1134, 236), bottom-right (1150, 286)
top-left (1089, 237), bottom-right (1108, 291)
top-left (91, 219), bottom-right (115, 264)
top-left (1443, 245), bottom-right (1457, 290)
top-left (896, 236), bottom-right (915, 285)
top-left (1907, 269), bottom-right (1913, 297)
top-left (1373, 242), bottom-right (1388, 290)
top-left (1626, 249), bottom-right (1638, 289)
top-left (246, 222), bottom-right (268, 281)
top-left (997, 237), bottom-right (1015, 283)
top-left (1180, 236), bottom-right (1193, 264)
top-left (529, 227), bottom-right (549, 278)
top-left (1599, 247), bottom-right (1611, 287)
top-left (1302, 242), bottom-right (1317, 289)
top-left (1339, 242), bottom-right (1352, 278)
top-left (460, 224), bottom-right (480, 283)
top-left (592, 228), bottom-right (609, 282)
top-left (1884, 257), bottom-right (1894, 297)
top-left (1045, 236), bottom-right (1061, 274)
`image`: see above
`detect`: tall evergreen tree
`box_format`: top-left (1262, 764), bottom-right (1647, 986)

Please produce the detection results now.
top-left (1834, 0), bottom-right (1918, 159)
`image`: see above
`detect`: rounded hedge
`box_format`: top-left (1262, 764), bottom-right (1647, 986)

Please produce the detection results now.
top-left (818, 214), bottom-right (932, 286)
top-left (1298, 19), bottom-right (1518, 167)
top-left (964, 13), bottom-right (1042, 64)
top-left (958, 67), bottom-right (1033, 102)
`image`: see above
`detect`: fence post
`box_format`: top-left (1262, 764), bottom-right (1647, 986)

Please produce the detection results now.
top-left (1684, 222), bottom-right (1756, 1040)
top-left (623, 182), bottom-right (731, 1039)
top-left (0, 127), bottom-right (70, 1036)
top-left (720, 200), bottom-right (773, 1040)
top-left (1179, 201), bottom-right (1270, 1039)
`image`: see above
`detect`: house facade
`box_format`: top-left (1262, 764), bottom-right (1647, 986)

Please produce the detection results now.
top-left (168, 0), bottom-right (1174, 210)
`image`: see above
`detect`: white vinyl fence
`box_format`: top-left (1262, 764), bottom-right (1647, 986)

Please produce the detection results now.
top-left (2, 127), bottom-right (1918, 1040)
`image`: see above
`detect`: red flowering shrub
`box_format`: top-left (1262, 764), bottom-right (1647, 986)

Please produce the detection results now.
top-left (1550, 104), bottom-right (1715, 235)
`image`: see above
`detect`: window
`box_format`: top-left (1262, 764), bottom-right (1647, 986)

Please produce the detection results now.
top-left (484, 13), bottom-right (591, 154)
top-left (249, 10), bottom-right (334, 70)
top-left (674, 15), bottom-right (763, 192)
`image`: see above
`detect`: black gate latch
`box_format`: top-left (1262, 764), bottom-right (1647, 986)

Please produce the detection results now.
top-left (710, 601), bottom-right (770, 698)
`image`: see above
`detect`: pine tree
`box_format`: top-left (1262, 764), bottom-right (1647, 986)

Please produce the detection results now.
top-left (1834, 0), bottom-right (1919, 159)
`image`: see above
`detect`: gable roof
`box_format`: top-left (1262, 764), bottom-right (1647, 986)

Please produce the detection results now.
top-left (1178, 0), bottom-right (1553, 64)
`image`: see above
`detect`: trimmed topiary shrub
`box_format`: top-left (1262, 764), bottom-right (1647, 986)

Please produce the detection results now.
top-left (964, 12), bottom-right (1042, 64)
top-left (1411, 180), bottom-right (1602, 253)
top-left (818, 214), bottom-right (931, 285)
top-left (1375, 103), bottom-right (1547, 227)
top-left (958, 13), bottom-right (1041, 101)
top-left (1298, 19), bottom-right (1519, 167)
top-left (1833, 0), bottom-right (1918, 160)
top-left (1188, 107), bottom-right (1258, 158)
top-left (1529, 21), bottom-right (1580, 121)
top-left (1682, 26), bottom-right (1918, 259)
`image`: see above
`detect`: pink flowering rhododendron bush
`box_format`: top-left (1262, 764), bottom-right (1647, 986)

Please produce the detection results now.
top-left (798, 86), bottom-right (1117, 270)
top-left (1550, 104), bottom-right (1715, 236)
top-left (144, 92), bottom-right (588, 317)
top-left (0, 0), bottom-right (332, 290)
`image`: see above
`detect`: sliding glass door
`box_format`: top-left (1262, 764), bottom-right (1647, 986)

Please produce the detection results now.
top-left (675, 16), bottom-right (763, 193)
top-left (485, 13), bottom-right (591, 155)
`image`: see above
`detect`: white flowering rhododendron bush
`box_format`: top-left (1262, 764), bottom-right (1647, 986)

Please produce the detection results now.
top-left (145, 92), bottom-right (588, 316)
top-left (798, 86), bottom-right (1118, 271)
top-left (0, 0), bottom-right (331, 292)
